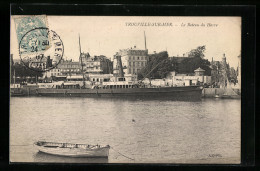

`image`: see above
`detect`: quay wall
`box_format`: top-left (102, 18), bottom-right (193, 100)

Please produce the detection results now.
top-left (202, 88), bottom-right (225, 97)
top-left (21, 85), bottom-right (39, 96)
top-left (202, 88), bottom-right (241, 98)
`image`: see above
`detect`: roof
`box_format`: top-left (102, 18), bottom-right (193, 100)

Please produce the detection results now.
top-left (194, 67), bottom-right (205, 72)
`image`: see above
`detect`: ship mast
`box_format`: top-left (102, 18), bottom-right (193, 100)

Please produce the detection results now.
top-left (79, 34), bottom-right (85, 88)
top-left (14, 69), bottom-right (16, 85)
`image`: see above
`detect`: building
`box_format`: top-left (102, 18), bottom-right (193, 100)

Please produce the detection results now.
top-left (167, 69), bottom-right (211, 86)
top-left (79, 53), bottom-right (113, 74)
top-left (58, 59), bottom-right (81, 76)
top-left (43, 59), bottom-right (81, 78)
top-left (114, 46), bottom-right (148, 75)
top-left (143, 68), bottom-right (211, 87)
top-left (29, 54), bottom-right (52, 70)
top-left (211, 53), bottom-right (230, 87)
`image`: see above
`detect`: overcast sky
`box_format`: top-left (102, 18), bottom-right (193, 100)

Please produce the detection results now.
top-left (11, 16), bottom-right (241, 68)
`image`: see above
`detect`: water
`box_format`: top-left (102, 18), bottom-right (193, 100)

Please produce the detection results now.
top-left (10, 97), bottom-right (241, 164)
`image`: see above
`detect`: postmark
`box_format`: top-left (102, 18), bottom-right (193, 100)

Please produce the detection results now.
top-left (19, 27), bottom-right (64, 72)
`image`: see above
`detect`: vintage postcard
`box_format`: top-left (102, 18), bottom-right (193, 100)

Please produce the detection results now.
top-left (10, 15), bottom-right (241, 163)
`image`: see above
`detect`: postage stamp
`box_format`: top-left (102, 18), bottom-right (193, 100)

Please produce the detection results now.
top-left (13, 16), bottom-right (63, 72)
top-left (13, 15), bottom-right (49, 44)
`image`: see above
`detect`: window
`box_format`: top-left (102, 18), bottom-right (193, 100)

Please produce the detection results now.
top-left (137, 57), bottom-right (140, 60)
top-left (129, 62), bottom-right (131, 66)
top-left (133, 62), bottom-right (135, 66)
top-left (133, 56), bottom-right (135, 60)
top-left (129, 56), bottom-right (131, 60)
top-left (141, 57), bottom-right (143, 60)
top-left (97, 78), bottom-right (99, 82)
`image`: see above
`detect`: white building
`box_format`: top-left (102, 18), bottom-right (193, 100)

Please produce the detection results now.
top-left (143, 69), bottom-right (211, 87)
top-left (114, 46), bottom-right (148, 75)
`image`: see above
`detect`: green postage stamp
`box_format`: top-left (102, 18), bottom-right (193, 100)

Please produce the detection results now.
top-left (13, 15), bottom-right (63, 72)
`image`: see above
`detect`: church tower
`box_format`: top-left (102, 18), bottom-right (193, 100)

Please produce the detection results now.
top-left (222, 53), bottom-right (227, 66)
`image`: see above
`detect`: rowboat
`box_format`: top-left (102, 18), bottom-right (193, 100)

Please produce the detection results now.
top-left (34, 141), bottom-right (110, 158)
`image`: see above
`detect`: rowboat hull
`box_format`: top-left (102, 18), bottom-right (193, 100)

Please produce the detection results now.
top-left (34, 141), bottom-right (110, 158)
top-left (37, 146), bottom-right (109, 158)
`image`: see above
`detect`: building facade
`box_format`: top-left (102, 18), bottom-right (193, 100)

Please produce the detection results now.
top-left (80, 53), bottom-right (113, 74)
top-left (58, 59), bottom-right (81, 76)
top-left (43, 59), bottom-right (81, 78)
top-left (29, 54), bottom-right (52, 70)
top-left (114, 46), bottom-right (148, 75)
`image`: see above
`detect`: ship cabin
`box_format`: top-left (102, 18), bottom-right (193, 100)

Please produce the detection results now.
top-left (92, 84), bottom-right (140, 89)
top-left (38, 82), bottom-right (80, 89)
top-left (92, 77), bottom-right (140, 89)
top-left (56, 83), bottom-right (80, 89)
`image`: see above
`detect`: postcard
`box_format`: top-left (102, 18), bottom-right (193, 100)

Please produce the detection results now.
top-left (10, 15), bottom-right (241, 164)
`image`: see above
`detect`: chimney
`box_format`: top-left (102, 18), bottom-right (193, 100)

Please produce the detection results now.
top-left (144, 31), bottom-right (147, 50)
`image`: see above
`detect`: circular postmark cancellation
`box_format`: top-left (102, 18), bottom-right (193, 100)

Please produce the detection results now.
top-left (19, 27), bottom-right (64, 72)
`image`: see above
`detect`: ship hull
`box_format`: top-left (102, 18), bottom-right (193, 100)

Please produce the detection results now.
top-left (36, 86), bottom-right (202, 100)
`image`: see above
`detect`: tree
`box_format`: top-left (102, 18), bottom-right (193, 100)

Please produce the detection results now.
top-left (177, 45), bottom-right (211, 75)
top-left (157, 59), bottom-right (177, 78)
top-left (228, 67), bottom-right (237, 83)
top-left (188, 45), bottom-right (206, 58)
top-left (10, 63), bottom-right (43, 83)
top-left (138, 51), bottom-right (177, 80)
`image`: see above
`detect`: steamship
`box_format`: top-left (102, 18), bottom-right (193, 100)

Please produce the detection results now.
top-left (35, 35), bottom-right (202, 100)
top-left (36, 54), bottom-right (202, 100)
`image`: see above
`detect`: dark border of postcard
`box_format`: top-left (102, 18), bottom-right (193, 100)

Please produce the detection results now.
top-left (3, 3), bottom-right (256, 170)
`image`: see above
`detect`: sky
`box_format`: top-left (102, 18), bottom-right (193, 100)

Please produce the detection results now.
top-left (11, 16), bottom-right (241, 68)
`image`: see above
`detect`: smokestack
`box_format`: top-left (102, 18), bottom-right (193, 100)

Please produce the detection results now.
top-left (116, 54), bottom-right (124, 78)
top-left (144, 31), bottom-right (147, 50)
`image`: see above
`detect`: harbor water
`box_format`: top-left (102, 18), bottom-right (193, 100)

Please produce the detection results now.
top-left (10, 97), bottom-right (241, 163)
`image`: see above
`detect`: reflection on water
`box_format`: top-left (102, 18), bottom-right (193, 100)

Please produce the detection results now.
top-left (10, 97), bottom-right (241, 163)
top-left (34, 152), bottom-right (108, 163)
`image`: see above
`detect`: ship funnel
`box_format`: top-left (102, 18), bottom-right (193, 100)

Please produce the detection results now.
top-left (116, 53), bottom-right (124, 78)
